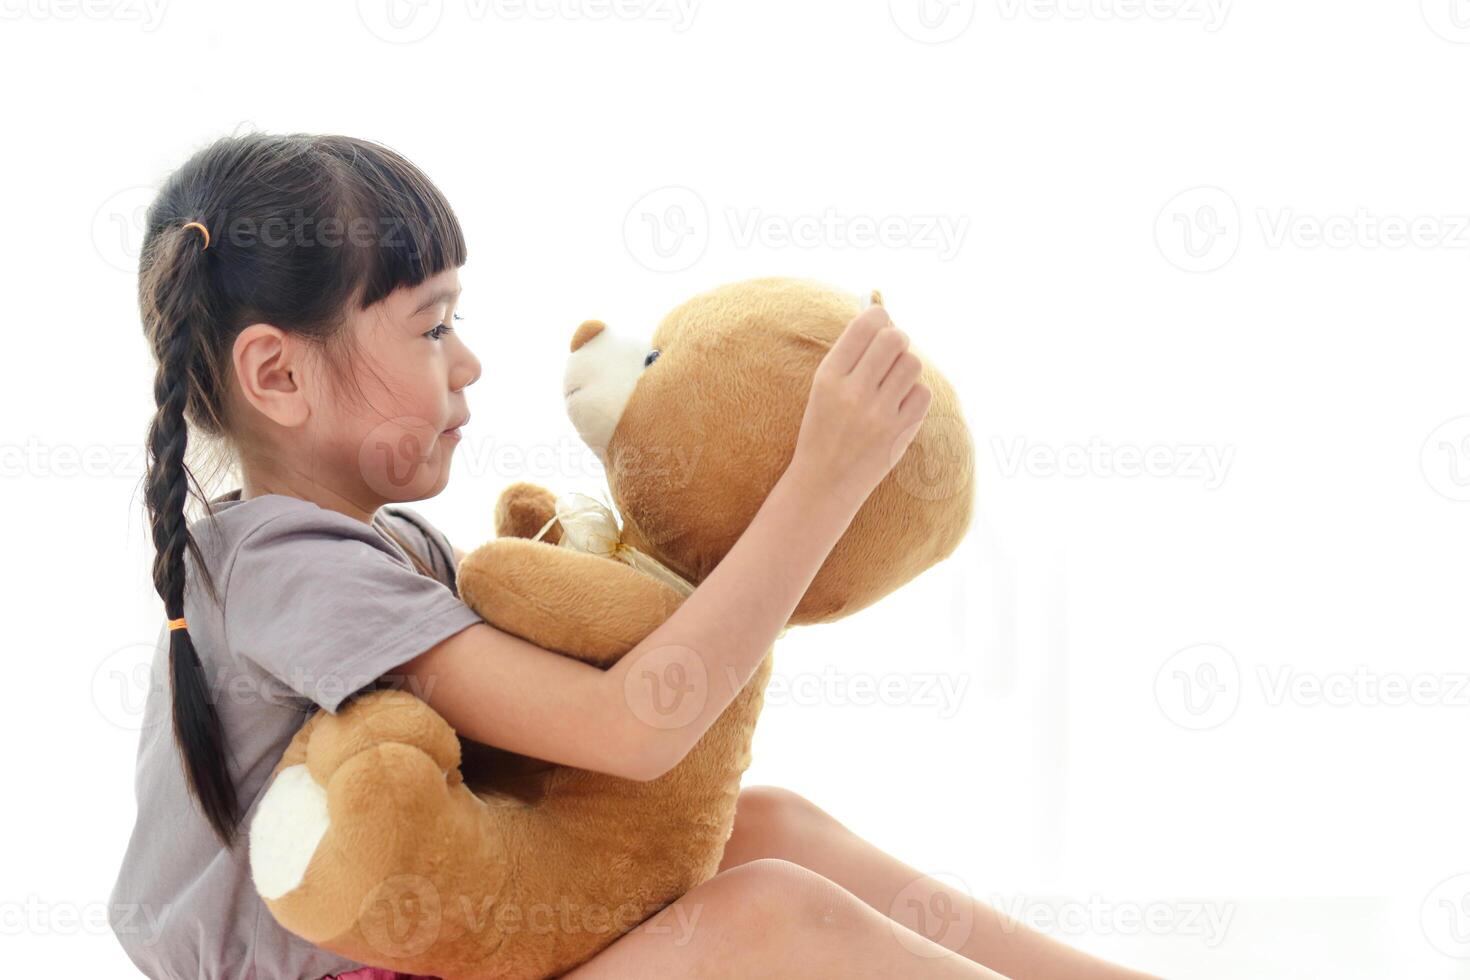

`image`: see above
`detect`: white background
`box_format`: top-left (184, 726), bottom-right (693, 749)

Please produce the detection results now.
top-left (3, 1), bottom-right (1468, 976)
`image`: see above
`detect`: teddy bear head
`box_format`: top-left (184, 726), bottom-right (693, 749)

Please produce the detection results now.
top-left (562, 277), bottom-right (975, 624)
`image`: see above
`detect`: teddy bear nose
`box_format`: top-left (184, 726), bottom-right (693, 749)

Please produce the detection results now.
top-left (571, 319), bottom-right (606, 353)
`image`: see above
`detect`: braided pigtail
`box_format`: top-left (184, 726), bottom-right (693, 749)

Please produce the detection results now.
top-left (134, 131), bottom-right (470, 848)
top-left (140, 221), bottom-right (239, 850)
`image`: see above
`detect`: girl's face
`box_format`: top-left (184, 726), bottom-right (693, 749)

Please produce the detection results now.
top-left (314, 267), bottom-right (482, 508)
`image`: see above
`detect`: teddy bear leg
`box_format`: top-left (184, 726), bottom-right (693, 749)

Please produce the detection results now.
top-left (254, 739), bottom-right (482, 960)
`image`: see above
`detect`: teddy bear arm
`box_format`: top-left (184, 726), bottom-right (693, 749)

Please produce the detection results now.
top-left (458, 537), bottom-right (686, 669)
top-left (493, 481), bottom-right (562, 544)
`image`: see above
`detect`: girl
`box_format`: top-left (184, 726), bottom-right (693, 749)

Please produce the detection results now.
top-left (107, 132), bottom-right (1157, 980)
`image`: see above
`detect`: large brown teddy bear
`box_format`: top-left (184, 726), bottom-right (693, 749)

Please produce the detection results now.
top-left (247, 277), bottom-right (976, 979)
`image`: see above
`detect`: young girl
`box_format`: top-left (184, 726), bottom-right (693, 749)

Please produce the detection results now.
top-left (107, 132), bottom-right (1158, 980)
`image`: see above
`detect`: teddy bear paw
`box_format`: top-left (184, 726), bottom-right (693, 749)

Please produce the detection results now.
top-left (302, 689), bottom-right (462, 790)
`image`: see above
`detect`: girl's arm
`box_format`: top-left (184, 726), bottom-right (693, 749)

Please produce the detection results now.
top-left (401, 303), bottom-right (930, 781)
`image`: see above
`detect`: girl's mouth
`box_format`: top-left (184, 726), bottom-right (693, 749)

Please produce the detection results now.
top-left (443, 413), bottom-right (469, 441)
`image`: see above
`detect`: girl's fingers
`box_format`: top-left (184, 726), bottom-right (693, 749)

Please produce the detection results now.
top-left (852, 326), bottom-right (909, 392)
top-left (877, 351), bottom-right (923, 406)
top-left (897, 381), bottom-right (932, 422)
top-left (822, 304), bottom-right (891, 377)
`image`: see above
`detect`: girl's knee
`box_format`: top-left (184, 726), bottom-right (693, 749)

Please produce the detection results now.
top-left (726, 785), bottom-right (833, 862)
top-left (700, 858), bottom-right (871, 939)
top-left (570, 862), bottom-right (889, 978)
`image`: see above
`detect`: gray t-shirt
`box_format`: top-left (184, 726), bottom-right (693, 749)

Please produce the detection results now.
top-left (108, 489), bottom-right (484, 979)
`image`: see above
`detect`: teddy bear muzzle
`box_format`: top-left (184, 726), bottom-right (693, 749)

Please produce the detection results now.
top-left (563, 319), bottom-right (651, 464)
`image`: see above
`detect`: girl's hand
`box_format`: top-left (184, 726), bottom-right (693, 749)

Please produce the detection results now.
top-left (789, 298), bottom-right (933, 513)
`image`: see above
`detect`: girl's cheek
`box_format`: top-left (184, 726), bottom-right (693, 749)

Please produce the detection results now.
top-left (356, 418), bottom-right (451, 499)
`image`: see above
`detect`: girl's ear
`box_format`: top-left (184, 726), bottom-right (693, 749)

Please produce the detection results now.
top-left (233, 323), bottom-right (310, 428)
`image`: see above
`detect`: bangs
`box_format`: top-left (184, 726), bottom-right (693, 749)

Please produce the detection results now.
top-left (322, 136), bottom-right (469, 311)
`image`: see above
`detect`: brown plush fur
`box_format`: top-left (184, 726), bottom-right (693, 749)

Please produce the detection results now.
top-left (252, 278), bottom-right (976, 979)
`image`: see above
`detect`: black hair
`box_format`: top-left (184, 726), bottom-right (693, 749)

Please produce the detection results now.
top-left (137, 133), bottom-right (467, 850)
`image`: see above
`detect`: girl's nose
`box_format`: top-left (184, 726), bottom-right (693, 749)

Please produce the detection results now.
top-left (452, 343), bottom-right (482, 392)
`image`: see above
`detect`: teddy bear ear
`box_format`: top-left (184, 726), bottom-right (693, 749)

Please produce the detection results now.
top-left (571, 319), bottom-right (607, 353)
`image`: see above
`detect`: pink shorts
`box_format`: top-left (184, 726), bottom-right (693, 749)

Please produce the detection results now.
top-left (319, 970), bottom-right (440, 980)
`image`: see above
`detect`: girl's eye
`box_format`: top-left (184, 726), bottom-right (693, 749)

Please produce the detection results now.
top-left (425, 312), bottom-right (465, 341)
top-left (644, 348), bottom-right (661, 367)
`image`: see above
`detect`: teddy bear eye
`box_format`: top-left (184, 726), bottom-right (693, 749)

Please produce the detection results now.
top-left (643, 349), bottom-right (661, 368)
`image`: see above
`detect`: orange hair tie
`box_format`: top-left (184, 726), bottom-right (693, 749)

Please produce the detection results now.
top-left (167, 617), bottom-right (189, 631)
top-left (181, 221), bottom-right (211, 249)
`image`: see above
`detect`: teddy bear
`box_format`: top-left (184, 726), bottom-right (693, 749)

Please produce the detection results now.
top-left (246, 277), bottom-right (977, 979)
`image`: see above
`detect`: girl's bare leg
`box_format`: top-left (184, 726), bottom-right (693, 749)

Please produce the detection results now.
top-left (716, 786), bottom-right (1161, 980)
top-left (564, 857), bottom-right (1012, 979)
